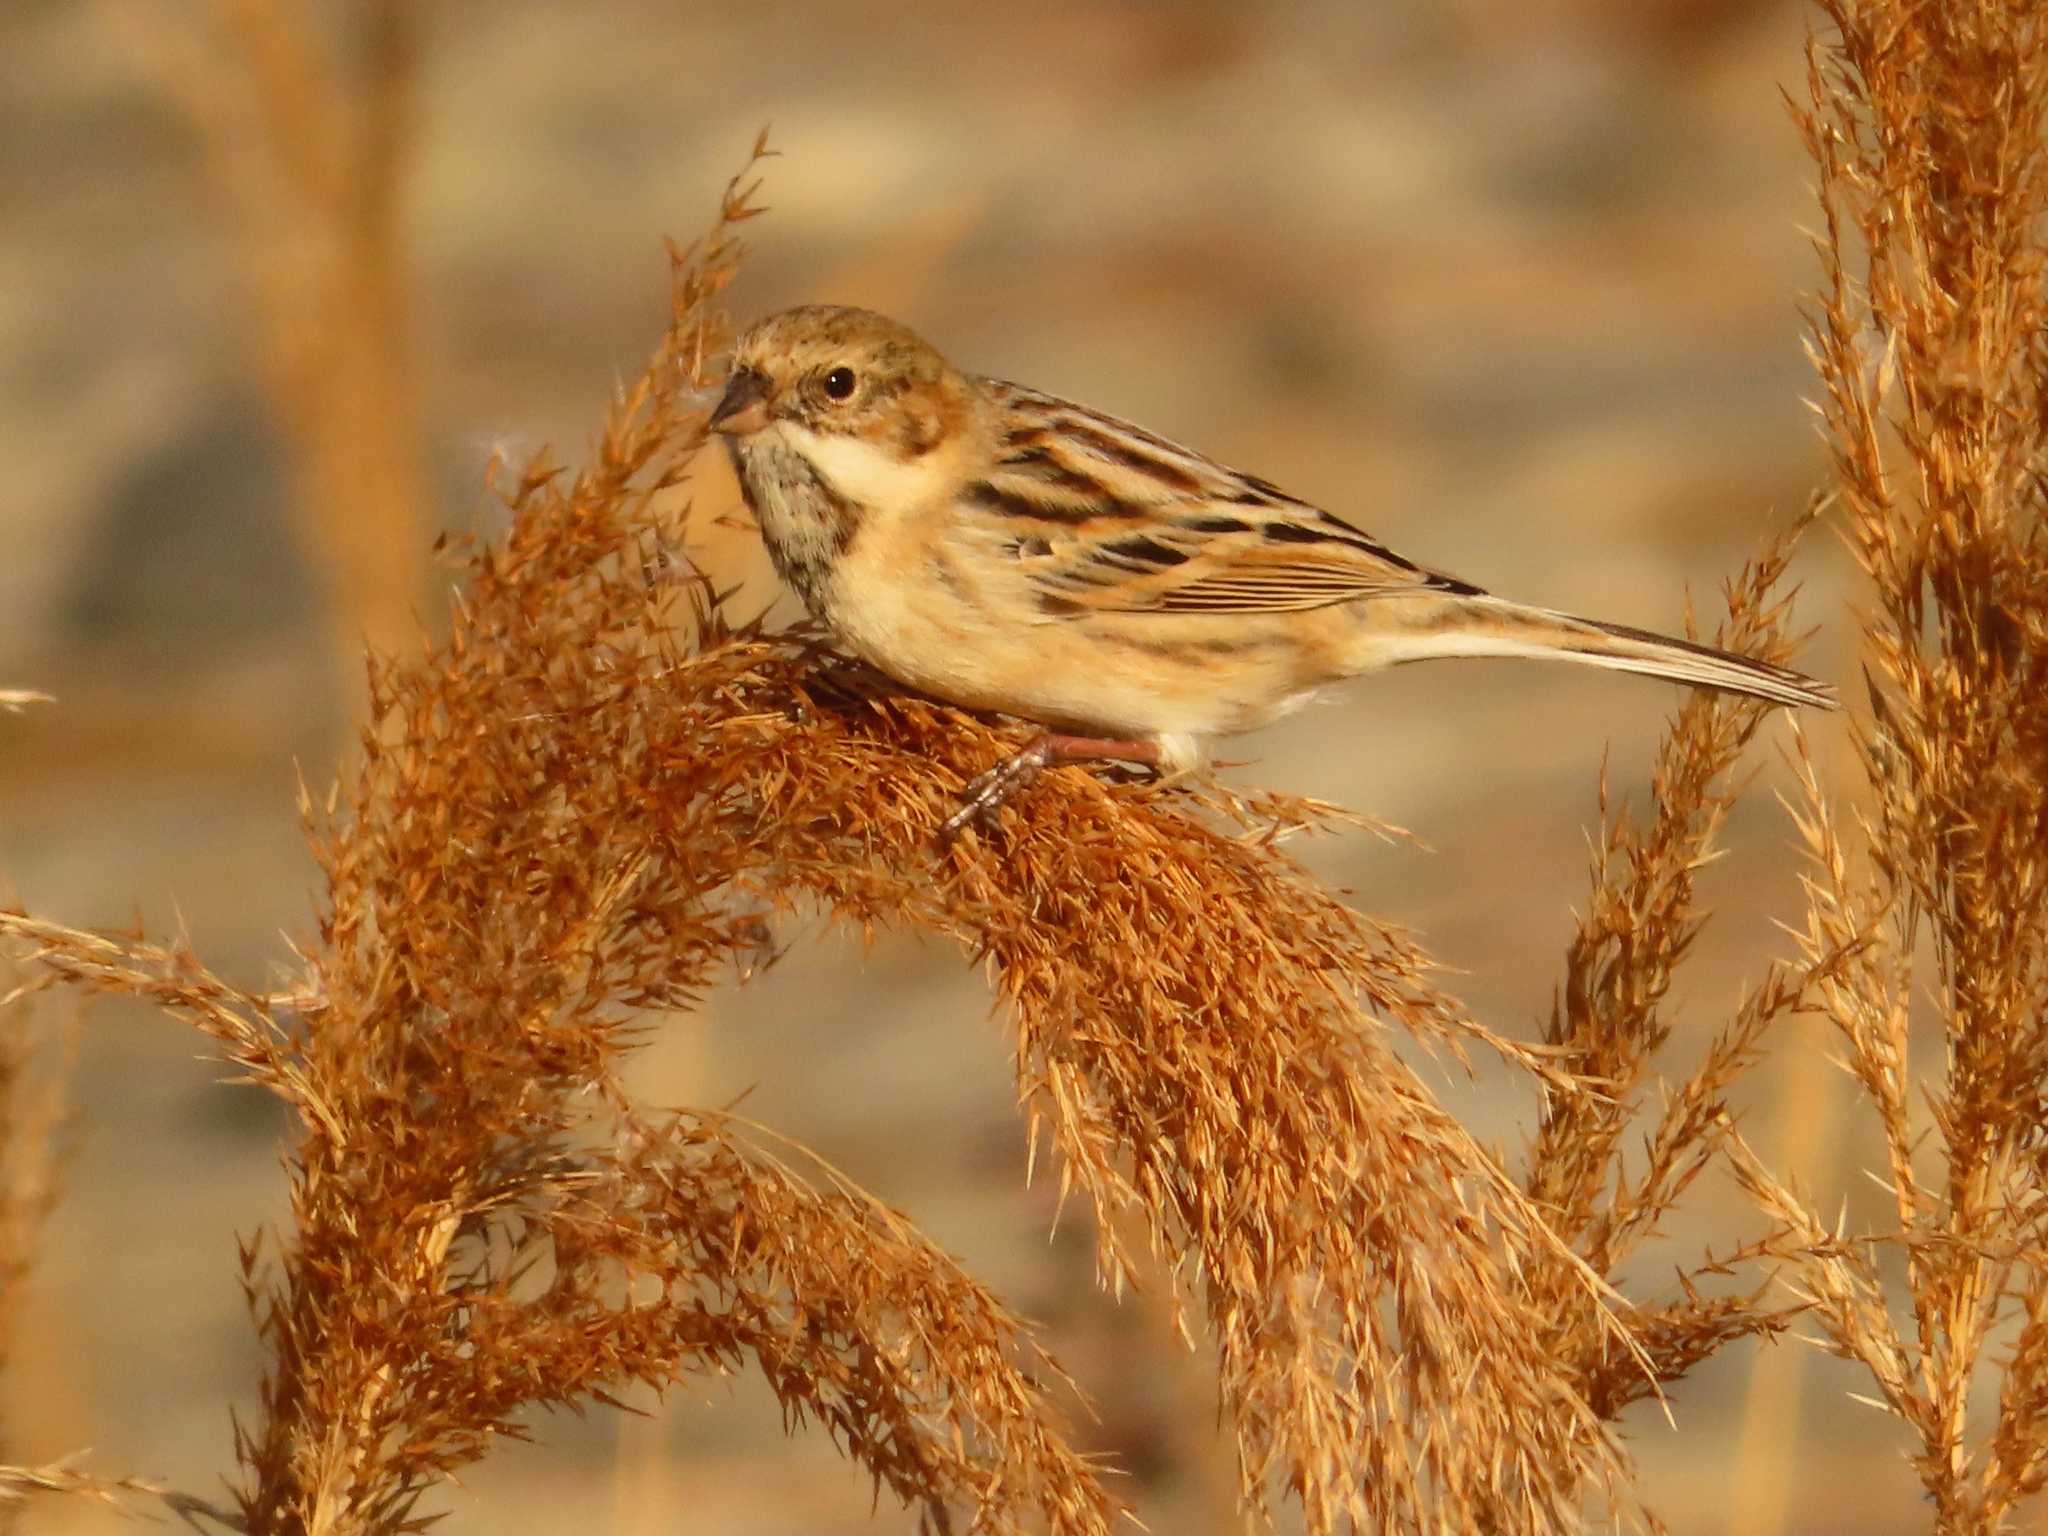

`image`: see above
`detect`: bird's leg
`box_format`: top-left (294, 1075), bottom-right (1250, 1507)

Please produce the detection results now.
top-left (941, 733), bottom-right (1163, 841)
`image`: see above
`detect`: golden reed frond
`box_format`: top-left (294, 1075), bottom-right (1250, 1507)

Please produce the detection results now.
top-left (0, 943), bottom-right (78, 1533)
top-left (1724, 2), bottom-right (2048, 1528)
top-left (0, 132), bottom-right (1694, 1532)
top-left (12, 145), bottom-right (1109, 1536)
top-left (1516, 504), bottom-right (1853, 1429)
top-left (18, 8), bottom-right (1948, 1499)
top-left (0, 1458), bottom-right (164, 1521)
top-left (93, 0), bottom-right (427, 688)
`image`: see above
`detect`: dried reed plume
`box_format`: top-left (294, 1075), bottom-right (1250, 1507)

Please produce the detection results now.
top-left (1512, 504), bottom-right (1852, 1452)
top-left (0, 939), bottom-right (97, 1528)
top-left (2, 139), bottom-right (1673, 1533)
top-left (1723, 3), bottom-right (2048, 1530)
top-left (95, 0), bottom-right (427, 687)
top-left (0, 21), bottom-right (1887, 1535)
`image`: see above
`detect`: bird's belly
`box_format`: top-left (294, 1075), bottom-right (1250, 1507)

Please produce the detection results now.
top-left (818, 535), bottom-right (1335, 744)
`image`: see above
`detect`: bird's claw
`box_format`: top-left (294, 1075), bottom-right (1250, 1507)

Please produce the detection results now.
top-left (939, 736), bottom-right (1057, 842)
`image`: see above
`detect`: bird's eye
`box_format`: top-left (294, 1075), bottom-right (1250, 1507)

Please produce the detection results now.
top-left (823, 366), bottom-right (857, 401)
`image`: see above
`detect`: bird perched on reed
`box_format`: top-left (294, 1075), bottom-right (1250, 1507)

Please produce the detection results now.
top-left (711, 305), bottom-right (1834, 834)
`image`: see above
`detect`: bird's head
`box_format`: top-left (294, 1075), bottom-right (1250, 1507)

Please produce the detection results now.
top-left (711, 307), bottom-right (984, 506)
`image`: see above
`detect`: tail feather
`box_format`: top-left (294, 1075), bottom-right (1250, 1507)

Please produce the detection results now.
top-left (1375, 597), bottom-right (1837, 710)
top-left (1552, 613), bottom-right (1837, 709)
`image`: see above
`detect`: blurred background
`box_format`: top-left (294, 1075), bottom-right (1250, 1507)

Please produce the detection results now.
top-left (1, 1), bottom-right (1899, 1531)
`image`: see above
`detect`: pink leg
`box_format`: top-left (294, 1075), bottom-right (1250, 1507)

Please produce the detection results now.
top-left (941, 732), bottom-right (1162, 840)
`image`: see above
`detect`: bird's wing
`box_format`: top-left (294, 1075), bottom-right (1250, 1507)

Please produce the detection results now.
top-left (968, 381), bottom-right (1483, 616)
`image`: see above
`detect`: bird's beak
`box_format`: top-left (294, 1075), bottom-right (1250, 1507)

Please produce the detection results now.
top-left (710, 365), bottom-right (772, 437)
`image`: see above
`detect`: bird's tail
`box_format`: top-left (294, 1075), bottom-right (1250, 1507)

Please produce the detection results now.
top-left (1368, 595), bottom-right (1837, 710)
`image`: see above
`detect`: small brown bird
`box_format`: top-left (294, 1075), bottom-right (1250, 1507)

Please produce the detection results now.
top-left (711, 305), bottom-right (1835, 834)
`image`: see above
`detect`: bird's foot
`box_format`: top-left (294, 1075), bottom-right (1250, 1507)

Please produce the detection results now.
top-left (940, 733), bottom-right (1163, 842)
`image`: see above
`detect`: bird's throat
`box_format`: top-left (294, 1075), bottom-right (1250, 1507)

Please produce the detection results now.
top-left (728, 434), bottom-right (863, 618)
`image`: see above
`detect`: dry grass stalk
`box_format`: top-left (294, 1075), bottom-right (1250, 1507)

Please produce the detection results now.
top-left (10, 149), bottom-right (1111, 1536)
top-left (1477, 503), bottom-right (1857, 1516)
top-left (95, 0), bottom-right (427, 685)
top-left (0, 134), bottom-right (1701, 1531)
top-left (1514, 513), bottom-right (1829, 1392)
top-left (0, 1458), bottom-right (164, 1519)
top-left (1, 21), bottom-right (1899, 1517)
top-left (0, 938), bottom-right (78, 1531)
top-left (1725, 3), bottom-right (2048, 1529)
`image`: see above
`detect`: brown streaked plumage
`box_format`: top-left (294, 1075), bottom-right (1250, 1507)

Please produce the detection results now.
top-left (712, 304), bottom-right (1836, 833)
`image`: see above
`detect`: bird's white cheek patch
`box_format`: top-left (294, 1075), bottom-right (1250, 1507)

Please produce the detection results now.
top-left (783, 423), bottom-right (945, 511)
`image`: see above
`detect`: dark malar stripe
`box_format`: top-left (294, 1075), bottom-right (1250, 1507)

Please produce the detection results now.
top-left (811, 469), bottom-right (863, 554)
